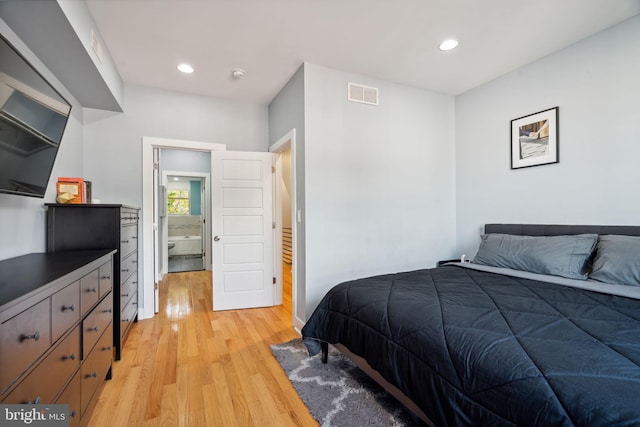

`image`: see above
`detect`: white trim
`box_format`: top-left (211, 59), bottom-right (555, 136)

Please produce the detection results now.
top-left (272, 154), bottom-right (283, 305)
top-left (269, 129), bottom-right (303, 328)
top-left (162, 170), bottom-right (211, 275)
top-left (141, 137), bottom-right (226, 320)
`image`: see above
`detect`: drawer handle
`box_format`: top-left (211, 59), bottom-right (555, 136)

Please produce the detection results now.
top-left (121, 240), bottom-right (129, 243)
top-left (132, 236), bottom-right (138, 239)
top-left (22, 331), bottom-right (40, 341)
top-left (86, 372), bottom-right (97, 379)
top-left (89, 326), bottom-right (99, 332)
top-left (27, 396), bottom-right (41, 405)
top-left (87, 288), bottom-right (97, 293)
top-left (70, 410), bottom-right (77, 418)
top-left (122, 293), bottom-right (129, 297)
top-left (62, 304), bottom-right (75, 312)
top-left (122, 269), bottom-right (129, 272)
top-left (103, 308), bottom-right (113, 313)
top-left (133, 281), bottom-right (138, 284)
top-left (62, 353), bottom-right (76, 361)
top-left (103, 346), bottom-right (112, 351)
top-left (101, 275), bottom-right (111, 280)
top-left (123, 317), bottom-right (129, 322)
top-left (132, 260), bottom-right (138, 264)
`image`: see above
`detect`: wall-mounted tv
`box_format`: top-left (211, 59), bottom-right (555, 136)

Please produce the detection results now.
top-left (0, 32), bottom-right (71, 198)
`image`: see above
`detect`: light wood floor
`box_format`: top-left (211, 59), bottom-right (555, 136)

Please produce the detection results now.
top-left (87, 264), bottom-right (316, 426)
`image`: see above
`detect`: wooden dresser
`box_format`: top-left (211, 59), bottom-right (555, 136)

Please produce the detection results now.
top-left (0, 250), bottom-right (115, 427)
top-left (45, 204), bottom-right (140, 361)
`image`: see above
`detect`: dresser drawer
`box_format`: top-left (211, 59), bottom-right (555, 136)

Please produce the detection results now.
top-left (52, 280), bottom-right (80, 342)
top-left (55, 370), bottom-right (81, 427)
top-left (81, 322), bottom-right (112, 414)
top-left (0, 298), bottom-right (51, 394)
top-left (121, 209), bottom-right (138, 225)
top-left (82, 295), bottom-right (113, 360)
top-left (120, 251), bottom-right (137, 284)
top-left (80, 269), bottom-right (100, 316)
top-left (3, 325), bottom-right (80, 404)
top-left (120, 273), bottom-right (137, 310)
top-left (120, 294), bottom-right (138, 341)
top-left (98, 261), bottom-right (113, 299)
top-left (120, 225), bottom-right (138, 259)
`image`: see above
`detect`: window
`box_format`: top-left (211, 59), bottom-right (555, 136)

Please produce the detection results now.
top-left (167, 190), bottom-right (190, 215)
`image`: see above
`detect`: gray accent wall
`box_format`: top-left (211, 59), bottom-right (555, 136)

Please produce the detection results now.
top-left (268, 64), bottom-right (306, 321)
top-left (455, 15), bottom-right (640, 258)
top-left (0, 18), bottom-right (84, 261)
top-left (303, 63), bottom-right (457, 317)
top-left (83, 84), bottom-right (269, 206)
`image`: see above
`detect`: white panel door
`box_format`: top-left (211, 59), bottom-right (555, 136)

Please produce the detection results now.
top-left (212, 151), bottom-right (275, 311)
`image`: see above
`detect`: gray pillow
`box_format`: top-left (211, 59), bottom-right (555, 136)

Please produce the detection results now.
top-left (473, 233), bottom-right (598, 280)
top-left (589, 235), bottom-right (640, 286)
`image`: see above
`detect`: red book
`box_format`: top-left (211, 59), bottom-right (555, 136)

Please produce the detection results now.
top-left (57, 177), bottom-right (85, 203)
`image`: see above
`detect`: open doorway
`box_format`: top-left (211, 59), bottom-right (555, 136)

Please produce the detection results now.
top-left (141, 137), bottom-right (225, 318)
top-left (165, 174), bottom-right (207, 273)
top-left (270, 129), bottom-right (301, 330)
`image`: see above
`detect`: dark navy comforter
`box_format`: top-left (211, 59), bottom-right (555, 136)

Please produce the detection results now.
top-left (301, 265), bottom-right (640, 426)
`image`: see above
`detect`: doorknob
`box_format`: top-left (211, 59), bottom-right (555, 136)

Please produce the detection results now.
top-left (214, 235), bottom-right (220, 242)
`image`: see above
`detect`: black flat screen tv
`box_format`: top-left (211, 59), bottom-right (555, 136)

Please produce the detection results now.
top-left (0, 32), bottom-right (71, 198)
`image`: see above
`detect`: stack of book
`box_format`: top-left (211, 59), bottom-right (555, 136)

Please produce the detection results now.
top-left (56, 177), bottom-right (92, 204)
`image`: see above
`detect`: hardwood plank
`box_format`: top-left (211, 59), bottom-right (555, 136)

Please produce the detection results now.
top-left (86, 266), bottom-right (315, 426)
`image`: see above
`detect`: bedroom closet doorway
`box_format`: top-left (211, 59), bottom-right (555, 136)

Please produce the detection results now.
top-left (270, 129), bottom-right (301, 330)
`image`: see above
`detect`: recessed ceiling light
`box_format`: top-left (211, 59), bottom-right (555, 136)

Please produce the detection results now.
top-left (177, 63), bottom-right (194, 74)
top-left (439, 39), bottom-right (459, 51)
top-left (173, 177), bottom-right (179, 181)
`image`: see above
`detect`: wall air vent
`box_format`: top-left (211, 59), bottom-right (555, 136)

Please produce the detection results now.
top-left (348, 82), bottom-right (379, 106)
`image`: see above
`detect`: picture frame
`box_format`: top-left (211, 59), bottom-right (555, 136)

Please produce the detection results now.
top-left (511, 107), bottom-right (559, 169)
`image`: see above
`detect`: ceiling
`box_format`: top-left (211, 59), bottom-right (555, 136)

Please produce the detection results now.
top-left (86, 0), bottom-right (640, 105)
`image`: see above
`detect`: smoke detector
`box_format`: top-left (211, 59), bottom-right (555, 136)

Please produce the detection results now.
top-left (232, 68), bottom-right (246, 80)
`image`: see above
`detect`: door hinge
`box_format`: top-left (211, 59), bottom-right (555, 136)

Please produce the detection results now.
top-left (273, 277), bottom-right (276, 285)
top-left (272, 166), bottom-right (276, 173)
top-left (272, 221), bottom-right (276, 229)
top-left (153, 162), bottom-right (159, 170)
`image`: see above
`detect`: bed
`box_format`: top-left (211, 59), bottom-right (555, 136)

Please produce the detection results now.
top-left (301, 224), bottom-right (640, 426)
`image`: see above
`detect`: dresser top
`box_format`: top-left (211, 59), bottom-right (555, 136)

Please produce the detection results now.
top-left (0, 250), bottom-right (115, 308)
top-left (45, 203), bottom-right (140, 210)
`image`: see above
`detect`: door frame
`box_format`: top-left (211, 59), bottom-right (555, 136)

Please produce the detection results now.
top-left (141, 137), bottom-right (226, 320)
top-left (161, 171), bottom-right (211, 275)
top-left (269, 129), bottom-right (303, 331)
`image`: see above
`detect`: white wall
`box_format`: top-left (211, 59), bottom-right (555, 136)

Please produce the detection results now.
top-left (455, 15), bottom-right (640, 257)
top-left (303, 63), bottom-right (457, 316)
top-left (83, 84), bottom-right (269, 206)
top-left (0, 18), bottom-right (84, 260)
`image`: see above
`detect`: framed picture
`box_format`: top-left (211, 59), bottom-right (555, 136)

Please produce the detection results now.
top-left (511, 107), bottom-right (559, 169)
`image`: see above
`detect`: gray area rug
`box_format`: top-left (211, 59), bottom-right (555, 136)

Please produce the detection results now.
top-left (270, 339), bottom-right (421, 427)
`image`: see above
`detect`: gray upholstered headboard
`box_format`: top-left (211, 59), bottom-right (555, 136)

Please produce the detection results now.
top-left (484, 224), bottom-right (640, 237)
